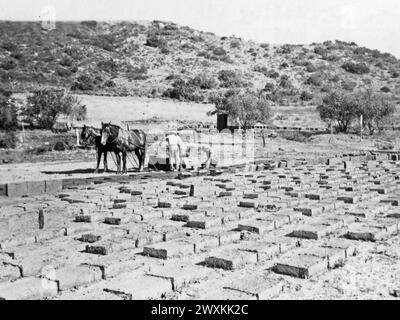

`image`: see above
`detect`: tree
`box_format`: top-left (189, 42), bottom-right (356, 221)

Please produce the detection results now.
top-left (355, 89), bottom-right (395, 134)
top-left (66, 95), bottom-right (87, 121)
top-left (24, 89), bottom-right (86, 129)
top-left (209, 90), bottom-right (273, 128)
top-left (0, 88), bottom-right (18, 131)
top-left (317, 91), bottom-right (359, 133)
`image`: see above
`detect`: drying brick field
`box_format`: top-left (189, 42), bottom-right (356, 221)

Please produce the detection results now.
top-left (0, 155), bottom-right (399, 300)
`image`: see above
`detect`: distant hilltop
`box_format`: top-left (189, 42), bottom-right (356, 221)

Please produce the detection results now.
top-left (0, 20), bottom-right (399, 106)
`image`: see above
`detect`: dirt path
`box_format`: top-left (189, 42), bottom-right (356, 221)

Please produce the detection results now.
top-left (0, 159), bottom-right (116, 184)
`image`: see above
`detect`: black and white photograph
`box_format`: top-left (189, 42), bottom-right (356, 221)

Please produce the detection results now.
top-left (0, 0), bottom-right (399, 304)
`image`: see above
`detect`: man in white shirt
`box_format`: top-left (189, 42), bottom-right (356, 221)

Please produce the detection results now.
top-left (157, 123), bottom-right (214, 171)
top-left (165, 131), bottom-right (184, 171)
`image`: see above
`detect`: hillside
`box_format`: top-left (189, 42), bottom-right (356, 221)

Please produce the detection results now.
top-left (1, 20), bottom-right (400, 106)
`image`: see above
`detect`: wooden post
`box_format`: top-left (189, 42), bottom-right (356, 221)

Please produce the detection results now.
top-left (360, 115), bottom-right (363, 141)
top-left (76, 128), bottom-right (80, 146)
top-left (38, 209), bottom-right (44, 229)
top-left (189, 185), bottom-right (194, 197)
top-left (21, 123), bottom-right (25, 143)
top-left (262, 130), bottom-right (266, 147)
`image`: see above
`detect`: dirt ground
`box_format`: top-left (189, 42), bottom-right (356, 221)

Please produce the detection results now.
top-left (0, 132), bottom-right (395, 183)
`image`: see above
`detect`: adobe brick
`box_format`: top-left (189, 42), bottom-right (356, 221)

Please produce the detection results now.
top-left (143, 239), bottom-right (194, 259)
top-left (0, 276), bottom-right (57, 299)
top-left (225, 272), bottom-right (283, 299)
top-left (273, 254), bottom-right (327, 278)
top-left (204, 248), bottom-right (257, 270)
top-left (6, 182), bottom-right (28, 197)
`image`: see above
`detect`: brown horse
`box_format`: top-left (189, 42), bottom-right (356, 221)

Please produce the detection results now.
top-left (100, 122), bottom-right (146, 174)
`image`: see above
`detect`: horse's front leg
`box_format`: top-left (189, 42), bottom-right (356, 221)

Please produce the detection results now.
top-left (141, 147), bottom-right (146, 172)
top-left (94, 149), bottom-right (101, 174)
top-left (103, 150), bottom-right (109, 173)
top-left (122, 152), bottom-right (127, 174)
top-left (135, 149), bottom-right (144, 172)
top-left (138, 154), bottom-right (144, 172)
top-left (116, 152), bottom-right (121, 174)
top-left (205, 151), bottom-right (212, 169)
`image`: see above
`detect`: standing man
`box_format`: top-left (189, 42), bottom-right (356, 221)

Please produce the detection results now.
top-left (158, 122), bottom-right (185, 171)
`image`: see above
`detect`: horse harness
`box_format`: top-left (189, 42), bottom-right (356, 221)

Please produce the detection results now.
top-left (104, 125), bottom-right (145, 151)
top-left (82, 126), bottom-right (101, 146)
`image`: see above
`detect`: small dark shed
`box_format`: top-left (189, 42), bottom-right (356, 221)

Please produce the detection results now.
top-left (217, 113), bottom-right (228, 132)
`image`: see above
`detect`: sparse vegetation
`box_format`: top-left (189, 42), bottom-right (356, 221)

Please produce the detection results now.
top-left (318, 88), bottom-right (396, 133)
top-left (188, 73), bottom-right (217, 90)
top-left (1, 58), bottom-right (17, 70)
top-left (0, 88), bottom-right (18, 131)
top-left (0, 21), bottom-right (398, 105)
top-left (317, 91), bottom-right (359, 133)
top-left (23, 89), bottom-right (86, 129)
top-left (267, 69), bottom-right (280, 79)
top-left (341, 61), bottom-right (370, 74)
top-left (145, 31), bottom-right (169, 53)
top-left (97, 59), bottom-right (118, 73)
top-left (305, 73), bottom-right (323, 86)
top-left (217, 70), bottom-right (245, 88)
top-left (209, 90), bottom-right (273, 128)
top-left (300, 91), bottom-right (314, 101)
top-left (81, 20), bottom-right (98, 29)
top-left (90, 34), bottom-right (117, 52)
top-left (71, 74), bottom-right (99, 91)
top-left (163, 78), bottom-right (203, 102)
top-left (355, 89), bottom-right (396, 134)
top-left (1, 41), bottom-right (17, 52)
top-left (53, 139), bottom-right (73, 151)
top-left (341, 79), bottom-right (357, 91)
top-left (0, 131), bottom-right (17, 149)
top-left (230, 40), bottom-right (241, 49)
top-left (0, 88), bottom-right (18, 149)
top-left (305, 63), bottom-right (318, 73)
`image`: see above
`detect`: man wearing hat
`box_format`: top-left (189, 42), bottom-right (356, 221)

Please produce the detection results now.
top-left (162, 122), bottom-right (185, 171)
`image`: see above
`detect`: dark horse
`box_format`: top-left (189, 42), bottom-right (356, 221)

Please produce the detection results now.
top-left (100, 122), bottom-right (146, 173)
top-left (80, 125), bottom-right (120, 174)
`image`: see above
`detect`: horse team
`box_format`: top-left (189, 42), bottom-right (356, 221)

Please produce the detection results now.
top-left (80, 122), bottom-right (146, 174)
top-left (80, 122), bottom-right (214, 174)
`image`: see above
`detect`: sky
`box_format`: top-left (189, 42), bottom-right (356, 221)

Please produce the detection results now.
top-left (1, 0), bottom-right (400, 57)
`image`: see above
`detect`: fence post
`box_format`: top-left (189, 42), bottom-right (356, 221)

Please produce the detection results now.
top-left (76, 128), bottom-right (81, 146)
